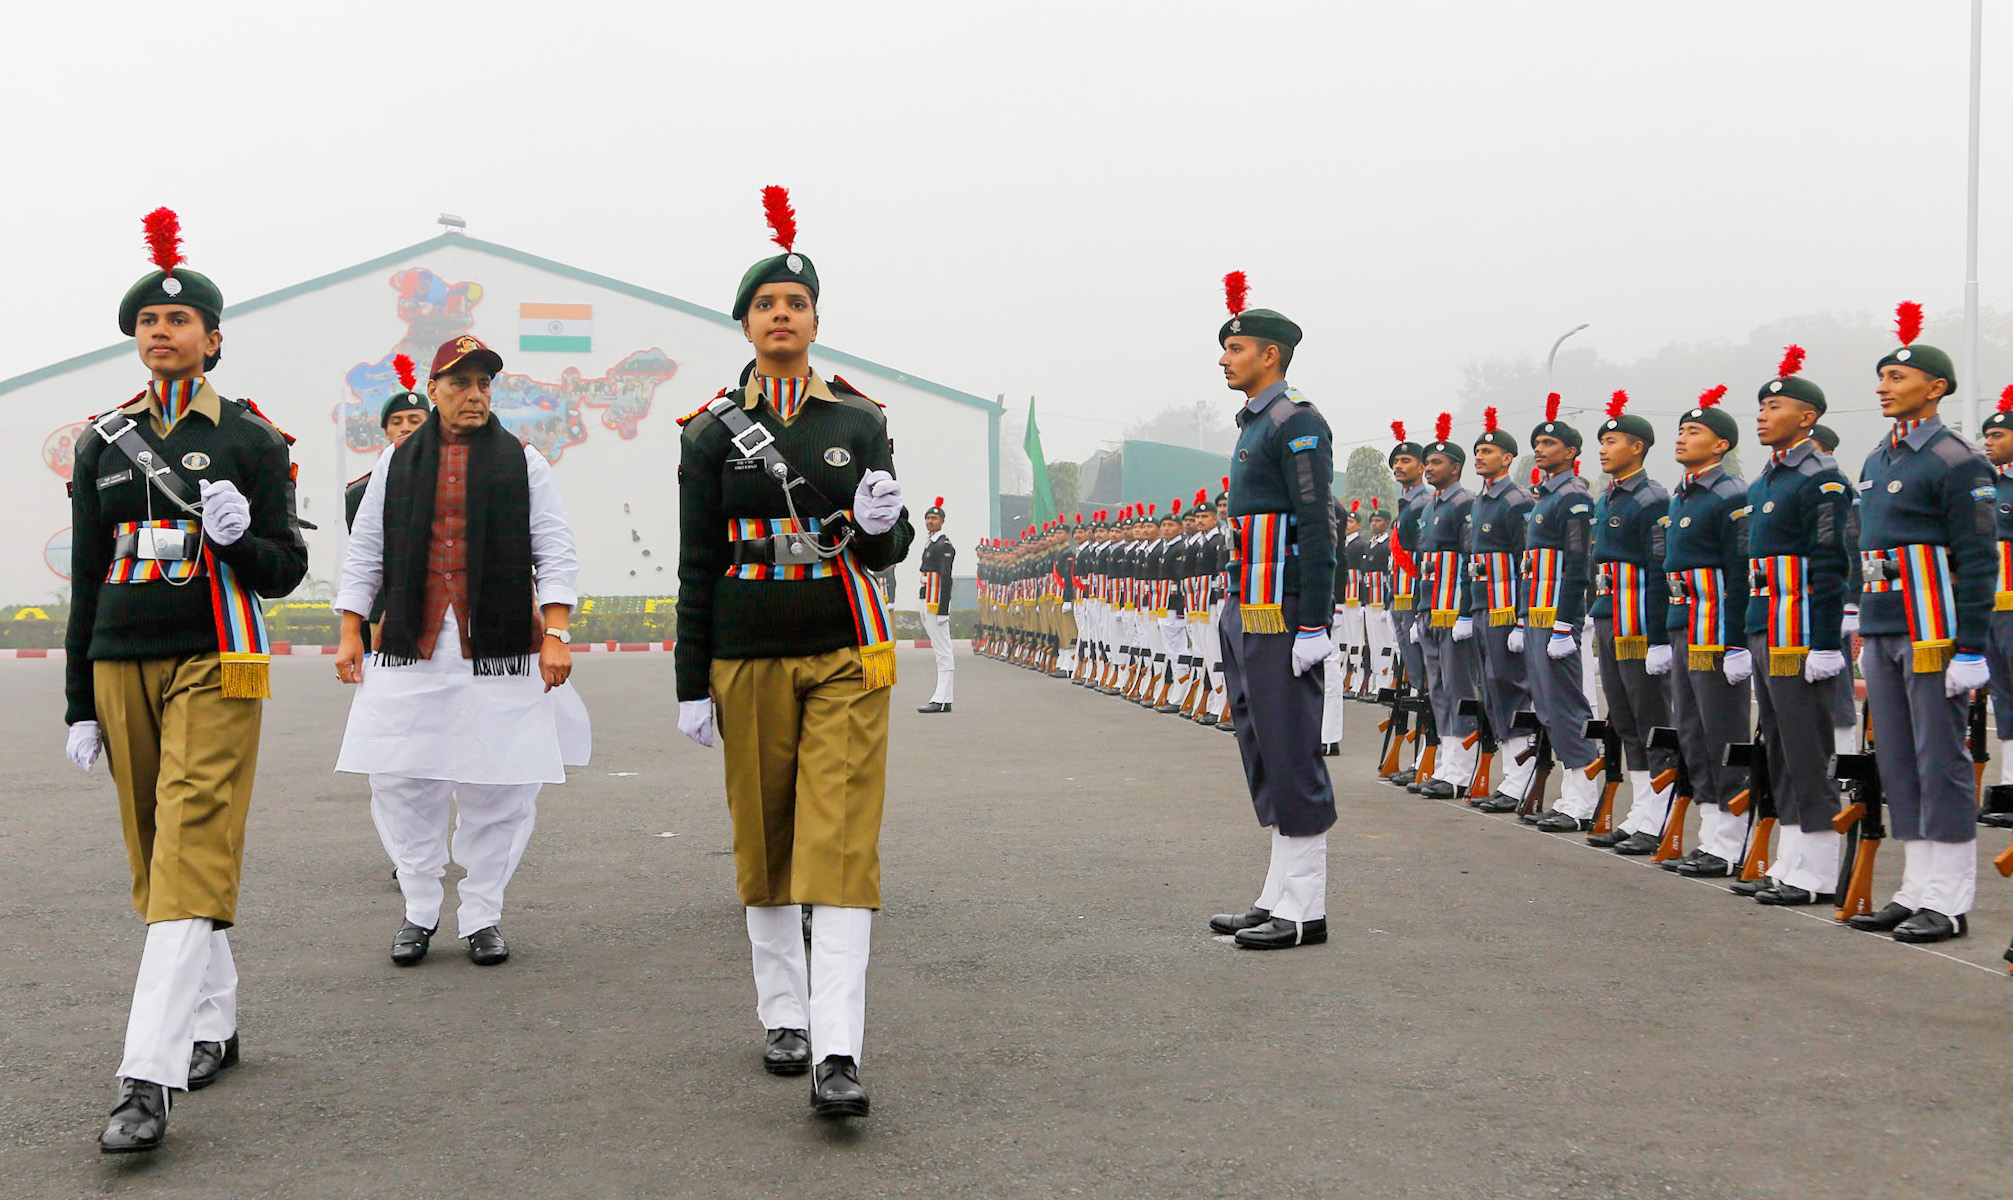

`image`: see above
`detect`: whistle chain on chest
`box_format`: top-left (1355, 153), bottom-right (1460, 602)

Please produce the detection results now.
top-left (709, 394), bottom-right (854, 563)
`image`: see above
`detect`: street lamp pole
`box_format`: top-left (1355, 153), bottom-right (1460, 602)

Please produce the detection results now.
top-left (1963, 0), bottom-right (1983, 435)
top-left (1547, 323), bottom-right (1591, 411)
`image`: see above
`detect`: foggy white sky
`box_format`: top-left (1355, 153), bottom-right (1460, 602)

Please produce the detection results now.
top-left (3, 0), bottom-right (2007, 464)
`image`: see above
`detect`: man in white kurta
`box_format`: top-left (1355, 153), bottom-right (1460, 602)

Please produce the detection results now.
top-left (332, 336), bottom-right (585, 967)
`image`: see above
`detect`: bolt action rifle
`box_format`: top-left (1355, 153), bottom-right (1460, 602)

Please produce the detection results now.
top-left (1723, 737), bottom-right (1776, 884)
top-left (1831, 750), bottom-right (1885, 922)
top-left (1509, 709), bottom-right (1552, 819)
top-left (1645, 726), bottom-right (1690, 863)
top-left (1458, 696), bottom-right (1496, 800)
top-left (1376, 682), bottom-right (1410, 777)
top-left (1404, 688), bottom-right (1438, 786)
top-left (1969, 689), bottom-right (1990, 799)
top-left (1582, 718), bottom-right (1625, 836)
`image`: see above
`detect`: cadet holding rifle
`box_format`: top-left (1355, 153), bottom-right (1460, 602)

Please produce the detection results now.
top-left (1522, 397), bottom-right (1606, 831)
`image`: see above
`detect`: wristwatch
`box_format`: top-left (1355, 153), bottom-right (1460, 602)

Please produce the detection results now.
top-left (545, 628), bottom-right (572, 645)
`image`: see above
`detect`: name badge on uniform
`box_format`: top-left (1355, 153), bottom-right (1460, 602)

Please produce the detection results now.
top-left (728, 457), bottom-right (763, 474)
top-left (98, 469), bottom-right (132, 490)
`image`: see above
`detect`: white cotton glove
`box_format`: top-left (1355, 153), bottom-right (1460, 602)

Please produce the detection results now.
top-left (1547, 625), bottom-right (1577, 660)
top-left (198, 479), bottom-right (251, 546)
top-left (1452, 616), bottom-right (1475, 642)
top-left (852, 470), bottom-right (903, 536)
top-left (1507, 626), bottom-right (1526, 654)
top-left (1408, 622), bottom-right (1422, 645)
top-left (66, 720), bottom-right (103, 772)
top-left (1946, 651), bottom-right (1990, 698)
top-left (677, 699), bottom-right (716, 748)
top-left (1803, 648), bottom-right (1845, 683)
top-left (1840, 606), bottom-right (1860, 637)
top-left (1291, 630), bottom-right (1338, 677)
top-left (1723, 647), bottom-right (1754, 685)
top-left (1645, 644), bottom-right (1672, 676)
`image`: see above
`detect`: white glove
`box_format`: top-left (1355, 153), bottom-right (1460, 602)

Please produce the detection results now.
top-left (1507, 627), bottom-right (1526, 654)
top-left (1291, 630), bottom-right (1338, 677)
top-left (1547, 625), bottom-right (1577, 660)
top-left (1452, 616), bottom-right (1474, 642)
top-left (66, 720), bottom-right (103, 772)
top-left (677, 699), bottom-right (716, 748)
top-left (1723, 647), bottom-right (1754, 685)
top-left (198, 479), bottom-right (251, 546)
top-left (852, 470), bottom-right (903, 536)
top-left (1840, 606), bottom-right (1860, 637)
top-left (1803, 648), bottom-right (1845, 682)
top-left (1946, 651), bottom-right (1990, 698)
top-left (1408, 622), bottom-right (1422, 645)
top-left (1645, 644), bottom-right (1672, 676)
top-left (1061, 603), bottom-right (1072, 613)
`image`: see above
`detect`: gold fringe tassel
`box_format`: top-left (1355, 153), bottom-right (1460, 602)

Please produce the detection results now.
top-left (219, 653), bottom-right (272, 700)
top-left (1688, 644), bottom-right (1723, 671)
top-left (1769, 647), bottom-right (1808, 676)
top-left (1392, 595), bottom-right (1414, 611)
top-left (1527, 606), bottom-right (1557, 629)
top-left (860, 642), bottom-right (898, 691)
top-left (1613, 635), bottom-right (1648, 660)
top-left (1488, 607), bottom-right (1516, 627)
top-left (1241, 604), bottom-right (1287, 634)
top-left (1913, 639), bottom-right (1955, 674)
top-left (1343, 598), bottom-right (1361, 609)
top-left (1430, 609), bottom-right (1458, 628)
top-left (1996, 591), bottom-right (2013, 612)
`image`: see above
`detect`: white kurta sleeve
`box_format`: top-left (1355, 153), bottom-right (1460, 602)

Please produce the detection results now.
top-left (333, 446), bottom-right (398, 618)
top-left (525, 443), bottom-right (579, 609)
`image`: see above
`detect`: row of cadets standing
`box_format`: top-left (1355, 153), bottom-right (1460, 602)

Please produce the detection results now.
top-left (1319, 499), bottom-right (1355, 754)
top-left (1382, 426), bottom-right (1435, 784)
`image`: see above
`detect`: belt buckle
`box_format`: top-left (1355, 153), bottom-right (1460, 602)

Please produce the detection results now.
top-left (92, 412), bottom-right (138, 445)
top-left (135, 526), bottom-right (190, 561)
top-left (731, 423), bottom-right (776, 459)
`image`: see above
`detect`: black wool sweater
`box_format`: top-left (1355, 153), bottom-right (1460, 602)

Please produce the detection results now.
top-left (674, 373), bottom-right (913, 701)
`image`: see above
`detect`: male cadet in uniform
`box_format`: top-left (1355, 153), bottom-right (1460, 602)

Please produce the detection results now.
top-left (1466, 408), bottom-right (1539, 812)
top-left (916, 496), bottom-right (956, 713)
top-left (67, 209), bottom-right (307, 1152)
top-left (1846, 305), bottom-right (1995, 943)
top-left (1980, 389), bottom-right (2013, 789)
top-left (1523, 396), bottom-right (1606, 831)
top-left (1408, 414), bottom-right (1480, 800)
top-left (1320, 499), bottom-right (1356, 754)
top-left (675, 189), bottom-right (911, 1115)
top-left (1362, 501), bottom-right (1397, 692)
top-left (1204, 273), bottom-right (1338, 949)
top-left (1657, 386), bottom-right (1754, 878)
top-left (1584, 391), bottom-right (1676, 853)
top-left (1384, 425), bottom-right (1431, 782)
top-left (1739, 347), bottom-right (1854, 903)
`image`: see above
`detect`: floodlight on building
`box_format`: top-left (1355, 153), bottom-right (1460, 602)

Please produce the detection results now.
top-left (438, 213), bottom-right (467, 234)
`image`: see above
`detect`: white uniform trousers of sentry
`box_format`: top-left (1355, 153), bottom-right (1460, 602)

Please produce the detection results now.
top-left (1890, 837), bottom-right (1978, 917)
top-left (1617, 769), bottom-right (1674, 838)
top-left (1433, 735), bottom-right (1477, 789)
top-left (1495, 734), bottom-right (1537, 800)
top-left (371, 776), bottom-right (540, 935)
top-left (1553, 765), bottom-right (1603, 821)
top-left (924, 612), bottom-right (955, 704)
top-left (749, 905), bottom-right (873, 1063)
top-left (1695, 803), bottom-right (1748, 864)
top-left (1320, 624), bottom-right (1348, 744)
top-left (1766, 824), bottom-right (1843, 896)
top-left (1251, 828), bottom-right (1327, 922)
top-left (1365, 607), bottom-right (1397, 692)
top-left (118, 918), bottom-right (236, 1090)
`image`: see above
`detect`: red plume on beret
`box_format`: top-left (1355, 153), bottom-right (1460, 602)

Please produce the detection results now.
top-left (1391, 420), bottom-right (1407, 443)
top-left (1370, 496), bottom-right (1380, 510)
top-left (1195, 487), bottom-right (1209, 508)
top-left (1606, 390), bottom-right (1629, 419)
top-left (2000, 384), bottom-right (2013, 413)
top-left (1697, 384), bottom-right (1728, 408)
top-left (933, 496), bottom-right (945, 508)
top-left (1776, 345), bottom-right (1806, 379)
top-left (1434, 412), bottom-right (1452, 443)
top-left (761, 186), bottom-right (797, 252)
top-left (1171, 498), bottom-right (1183, 514)
top-left (1075, 511), bottom-right (1083, 523)
top-left (1545, 393), bottom-right (1561, 422)
top-left (1894, 301), bottom-right (1924, 347)
top-left (1350, 499), bottom-right (1361, 513)
top-left (1483, 406), bottom-right (1499, 433)
top-left (1220, 475), bottom-right (1230, 492)
top-left (393, 353), bottom-right (417, 392)
top-left (1148, 503), bottom-right (1156, 516)
top-left (143, 207), bottom-right (183, 275)
top-left (1223, 270), bottom-right (1248, 317)
top-left (1530, 466), bottom-right (1542, 486)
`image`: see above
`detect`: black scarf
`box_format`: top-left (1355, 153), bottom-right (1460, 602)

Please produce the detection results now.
top-left (376, 412), bottom-right (537, 674)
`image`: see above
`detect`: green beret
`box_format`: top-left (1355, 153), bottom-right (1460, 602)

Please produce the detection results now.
top-left (1598, 414), bottom-right (1656, 448)
top-left (1758, 374), bottom-right (1827, 414)
top-left (1530, 419), bottom-right (1582, 451)
top-left (732, 251), bottom-right (819, 321)
top-left (1877, 343), bottom-right (1957, 394)
top-left (118, 268), bottom-right (222, 336)
top-left (1678, 405), bottom-right (1739, 448)
top-left (1387, 440), bottom-right (1423, 466)
top-left (1423, 438), bottom-right (1467, 466)
top-left (1217, 308), bottom-right (1302, 348)
top-left (380, 391), bottom-right (430, 429)
top-left (1810, 424), bottom-right (1840, 452)
top-left (1474, 429), bottom-right (1519, 455)
top-left (1982, 410), bottom-right (2013, 436)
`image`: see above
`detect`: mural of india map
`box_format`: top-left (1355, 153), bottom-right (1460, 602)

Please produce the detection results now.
top-left (338, 268), bottom-right (677, 462)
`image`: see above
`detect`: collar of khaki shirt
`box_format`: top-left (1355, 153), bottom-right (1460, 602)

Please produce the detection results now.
top-left (122, 378), bottom-right (223, 436)
top-left (737, 370), bottom-right (839, 422)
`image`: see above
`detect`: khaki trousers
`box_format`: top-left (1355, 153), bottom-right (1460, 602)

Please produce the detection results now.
top-left (712, 648), bottom-right (890, 909)
top-left (95, 654), bottom-right (262, 927)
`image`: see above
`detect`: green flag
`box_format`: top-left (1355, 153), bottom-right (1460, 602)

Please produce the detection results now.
top-left (1024, 400), bottom-right (1056, 525)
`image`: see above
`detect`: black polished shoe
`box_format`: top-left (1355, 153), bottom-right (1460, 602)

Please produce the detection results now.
top-left (811, 1055), bottom-right (870, 1118)
top-left (1729, 878), bottom-right (1767, 897)
top-left (1755, 883), bottom-right (1834, 906)
top-left (1892, 909), bottom-right (1968, 944)
top-left (1385, 769), bottom-right (1417, 787)
top-left (1672, 852), bottom-right (1731, 878)
top-left (764, 1028), bottom-right (811, 1076)
top-left (1846, 901), bottom-right (1915, 932)
top-left (1159, 703), bottom-right (1185, 715)
top-left (1586, 829), bottom-right (1630, 848)
top-left (1534, 811), bottom-right (1592, 833)
top-left (1234, 917), bottom-right (1328, 949)
top-left (1196, 714), bottom-right (1219, 726)
top-left (1208, 906), bottom-right (1272, 935)
top-left (1417, 779), bottom-right (1458, 800)
top-left (99, 1079), bottom-right (170, 1154)
top-left (391, 921), bottom-right (434, 966)
top-left (186, 1033), bottom-right (239, 1091)
top-left (1320, 741), bottom-right (1340, 756)
top-left (1475, 793), bottom-right (1522, 813)
top-left (1659, 848), bottom-right (1703, 872)
top-left (916, 701), bottom-right (951, 714)
top-left (466, 926), bottom-right (510, 965)
top-left (1612, 832), bottom-right (1660, 856)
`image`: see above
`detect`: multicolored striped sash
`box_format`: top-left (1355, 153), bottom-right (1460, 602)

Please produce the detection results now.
top-left (1427, 550), bottom-right (1463, 628)
top-left (1477, 551), bottom-right (1518, 626)
top-left (106, 520), bottom-right (203, 584)
top-left (1524, 547), bottom-right (1563, 629)
top-left (1597, 561), bottom-right (1649, 659)
top-left (1862, 544), bottom-right (1957, 673)
top-left (1362, 569), bottom-right (1388, 609)
top-left (107, 519), bottom-right (271, 698)
top-left (1391, 530), bottom-right (1417, 611)
top-left (1342, 565), bottom-right (1362, 607)
top-left (1670, 567), bottom-right (1725, 669)
top-left (725, 516), bottom-right (895, 689)
top-left (1752, 554), bottom-right (1809, 675)
top-left (728, 517), bottom-right (837, 580)
top-left (924, 566), bottom-right (944, 612)
top-left (1235, 513), bottom-right (1292, 633)
top-left (1997, 541), bottom-right (2013, 612)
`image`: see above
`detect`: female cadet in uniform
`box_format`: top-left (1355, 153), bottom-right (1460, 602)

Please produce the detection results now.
top-left (675, 188), bottom-right (912, 1118)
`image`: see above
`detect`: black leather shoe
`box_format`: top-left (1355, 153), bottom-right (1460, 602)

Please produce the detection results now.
top-left (466, 926), bottom-right (510, 965)
top-left (1659, 848), bottom-right (1701, 872)
top-left (1846, 901), bottom-right (1915, 932)
top-left (1729, 878), bottom-right (1767, 897)
top-left (1159, 703), bottom-right (1185, 715)
top-left (187, 1033), bottom-right (239, 1091)
top-left (1475, 793), bottom-right (1521, 813)
top-left (1320, 741), bottom-right (1340, 756)
top-left (1234, 917), bottom-right (1328, 949)
top-left (99, 1079), bottom-right (170, 1154)
top-left (1385, 769), bottom-right (1417, 787)
top-left (764, 1028), bottom-right (811, 1076)
top-left (1196, 714), bottom-right (1219, 726)
top-left (1672, 852), bottom-right (1731, 878)
top-left (1534, 811), bottom-right (1591, 833)
top-left (1417, 779), bottom-right (1458, 800)
top-left (391, 921), bottom-right (434, 966)
top-left (1612, 832), bottom-right (1660, 856)
top-left (1209, 907), bottom-right (1272, 934)
top-left (1892, 909), bottom-right (1967, 943)
top-left (1586, 829), bottom-right (1630, 848)
top-left (1755, 884), bottom-right (1833, 906)
top-left (811, 1055), bottom-right (870, 1117)
top-left (916, 701), bottom-right (951, 714)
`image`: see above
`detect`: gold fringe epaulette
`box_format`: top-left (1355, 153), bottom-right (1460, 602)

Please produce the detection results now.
top-left (1241, 603), bottom-right (1286, 634)
top-left (219, 654), bottom-right (272, 700)
top-left (1392, 595), bottom-right (1414, 611)
top-left (860, 641), bottom-right (897, 690)
top-left (1996, 591), bottom-right (2013, 612)
top-left (1429, 609), bottom-right (1459, 629)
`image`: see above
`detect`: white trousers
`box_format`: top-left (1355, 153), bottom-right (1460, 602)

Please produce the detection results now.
top-left (1554, 767), bottom-right (1602, 820)
top-left (1365, 607), bottom-right (1397, 692)
top-left (924, 613), bottom-right (955, 703)
top-left (1767, 824), bottom-right (1843, 895)
top-left (1496, 734), bottom-right (1537, 799)
top-left (1618, 769), bottom-right (1674, 837)
top-left (747, 905), bottom-right (810, 1031)
top-left (1252, 828), bottom-right (1328, 923)
top-left (370, 775), bottom-right (541, 935)
top-left (1891, 837), bottom-right (1978, 916)
top-left (1201, 602), bottom-right (1228, 717)
top-left (811, 906), bottom-right (872, 1063)
top-left (1434, 737), bottom-right (1477, 788)
top-left (1321, 646), bottom-right (1348, 743)
top-left (119, 918), bottom-right (236, 1089)
top-left (1696, 804), bottom-right (1748, 863)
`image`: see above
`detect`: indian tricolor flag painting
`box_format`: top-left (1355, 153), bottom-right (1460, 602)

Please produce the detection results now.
top-left (519, 302), bottom-right (592, 352)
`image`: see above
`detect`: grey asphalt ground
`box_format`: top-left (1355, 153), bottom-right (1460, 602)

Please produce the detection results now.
top-left (4, 650), bottom-right (2012, 1199)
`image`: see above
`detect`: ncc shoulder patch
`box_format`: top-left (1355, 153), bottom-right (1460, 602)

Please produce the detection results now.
top-left (1568, 503), bottom-right (1591, 515)
top-left (1972, 485), bottom-right (1997, 501)
top-left (1731, 506), bottom-right (1750, 519)
top-left (1656, 515), bottom-right (1671, 526)
top-left (1819, 481), bottom-right (1846, 494)
top-left (1287, 434), bottom-right (1320, 453)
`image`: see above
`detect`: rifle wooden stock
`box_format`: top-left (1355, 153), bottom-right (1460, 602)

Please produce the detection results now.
top-left (1835, 839), bottom-right (1880, 921)
top-left (1462, 731), bottom-right (1480, 750)
top-left (1583, 755), bottom-right (1606, 781)
top-left (1515, 742), bottom-right (1539, 765)
top-left (1519, 763), bottom-right (1551, 818)
top-left (1591, 781), bottom-right (1618, 835)
top-left (1469, 752), bottom-right (1494, 799)
top-left (1379, 730), bottom-right (1406, 776)
top-left (1417, 743), bottom-right (1437, 779)
top-left (1995, 842), bottom-right (2013, 879)
top-left (1652, 793), bottom-right (1690, 863)
top-left (1651, 768), bottom-right (1678, 792)
top-left (1738, 817), bottom-right (1776, 882)
top-left (1378, 717), bottom-right (1393, 733)
top-left (1976, 760), bottom-right (1988, 797)
top-left (1831, 802), bottom-right (1866, 835)
top-left (1727, 788), bottom-right (1751, 817)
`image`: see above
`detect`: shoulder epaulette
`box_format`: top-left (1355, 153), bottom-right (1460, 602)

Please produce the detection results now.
top-left (678, 388), bottom-right (731, 427)
top-left (348, 471), bottom-right (372, 489)
top-left (236, 397), bottom-right (297, 445)
top-left (828, 375), bottom-right (884, 407)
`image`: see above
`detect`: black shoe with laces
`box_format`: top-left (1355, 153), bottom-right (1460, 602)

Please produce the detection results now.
top-left (812, 1055), bottom-right (870, 1117)
top-left (99, 1079), bottom-right (170, 1154)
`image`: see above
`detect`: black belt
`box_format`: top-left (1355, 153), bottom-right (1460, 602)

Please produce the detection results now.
top-left (112, 527), bottom-right (202, 562)
top-left (730, 535), bottom-right (842, 566)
